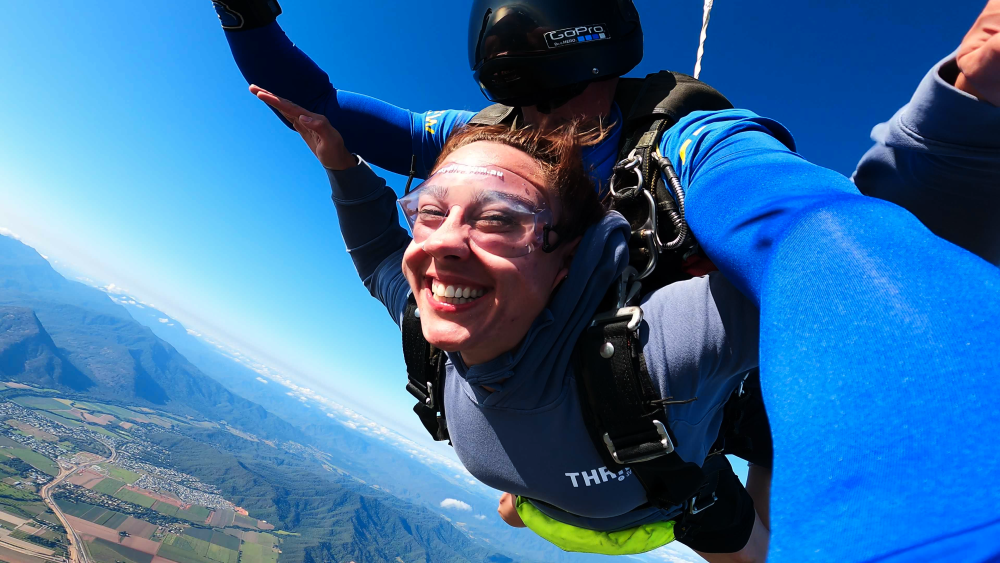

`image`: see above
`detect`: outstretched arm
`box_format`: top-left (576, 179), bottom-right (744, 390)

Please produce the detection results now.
top-left (853, 0), bottom-right (1000, 264)
top-left (215, 0), bottom-right (474, 177)
top-left (254, 88), bottom-right (412, 324)
top-left (659, 109), bottom-right (1000, 562)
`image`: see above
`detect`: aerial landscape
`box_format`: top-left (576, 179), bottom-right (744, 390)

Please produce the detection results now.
top-left (0, 227), bottom-right (649, 563)
top-left (0, 389), bottom-right (280, 563)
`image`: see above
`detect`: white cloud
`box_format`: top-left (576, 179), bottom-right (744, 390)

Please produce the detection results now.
top-left (474, 514), bottom-right (486, 520)
top-left (255, 377), bottom-right (269, 384)
top-left (39, 254), bottom-right (48, 259)
top-left (102, 283), bottom-right (127, 295)
top-left (642, 544), bottom-right (706, 563)
top-left (0, 227), bottom-right (20, 240)
top-left (439, 499), bottom-right (472, 511)
top-left (186, 329), bottom-right (201, 337)
top-left (158, 318), bottom-right (169, 323)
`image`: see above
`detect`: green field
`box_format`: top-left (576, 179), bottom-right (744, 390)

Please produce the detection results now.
top-left (87, 537), bottom-right (153, 563)
top-left (36, 410), bottom-right (82, 427)
top-left (182, 505), bottom-right (211, 521)
top-left (233, 513), bottom-right (257, 528)
top-left (185, 528), bottom-right (213, 543)
top-left (86, 425), bottom-right (121, 439)
top-left (157, 534), bottom-right (216, 563)
top-left (11, 397), bottom-right (69, 411)
top-left (93, 478), bottom-right (125, 495)
top-left (104, 512), bottom-right (128, 529)
top-left (210, 530), bottom-right (239, 551)
top-left (0, 482), bottom-right (38, 502)
top-left (81, 506), bottom-right (109, 522)
top-left (100, 464), bottom-right (141, 484)
top-left (239, 542), bottom-right (278, 563)
top-left (206, 542), bottom-right (238, 563)
top-left (113, 489), bottom-right (157, 508)
top-left (5, 448), bottom-right (59, 476)
top-left (152, 501), bottom-right (178, 517)
top-left (55, 499), bottom-right (94, 518)
top-left (94, 510), bottom-right (116, 527)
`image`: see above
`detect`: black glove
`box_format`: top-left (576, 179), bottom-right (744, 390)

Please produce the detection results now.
top-left (213, 0), bottom-right (282, 31)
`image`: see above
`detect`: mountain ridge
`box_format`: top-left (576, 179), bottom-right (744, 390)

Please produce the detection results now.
top-left (0, 234), bottom-right (297, 441)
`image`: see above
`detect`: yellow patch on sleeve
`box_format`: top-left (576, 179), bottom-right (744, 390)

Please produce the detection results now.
top-left (679, 139), bottom-right (693, 165)
top-left (424, 110), bottom-right (446, 135)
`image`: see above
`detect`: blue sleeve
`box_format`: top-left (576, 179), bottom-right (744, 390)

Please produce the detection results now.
top-left (326, 159), bottom-right (411, 326)
top-left (659, 110), bottom-right (1000, 562)
top-left (224, 22), bottom-right (474, 177)
top-left (853, 54), bottom-right (1000, 265)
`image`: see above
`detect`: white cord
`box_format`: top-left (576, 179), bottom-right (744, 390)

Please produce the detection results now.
top-left (693, 0), bottom-right (714, 80)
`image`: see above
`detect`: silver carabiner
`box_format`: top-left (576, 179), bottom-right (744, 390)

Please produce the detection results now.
top-left (608, 153), bottom-right (643, 198)
top-left (635, 189), bottom-right (665, 280)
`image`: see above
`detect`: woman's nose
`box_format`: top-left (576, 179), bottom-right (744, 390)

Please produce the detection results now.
top-left (420, 207), bottom-right (470, 260)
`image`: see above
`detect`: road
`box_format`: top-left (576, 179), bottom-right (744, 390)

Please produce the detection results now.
top-left (37, 440), bottom-right (117, 563)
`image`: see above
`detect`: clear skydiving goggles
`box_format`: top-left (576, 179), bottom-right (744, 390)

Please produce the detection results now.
top-left (397, 163), bottom-right (561, 258)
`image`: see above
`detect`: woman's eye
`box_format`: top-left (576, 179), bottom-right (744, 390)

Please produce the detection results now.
top-left (416, 208), bottom-right (447, 224)
top-left (474, 213), bottom-right (517, 231)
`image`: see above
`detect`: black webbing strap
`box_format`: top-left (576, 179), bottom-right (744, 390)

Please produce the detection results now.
top-left (576, 304), bottom-right (706, 507)
top-left (402, 296), bottom-right (450, 442)
top-left (468, 103), bottom-right (519, 127)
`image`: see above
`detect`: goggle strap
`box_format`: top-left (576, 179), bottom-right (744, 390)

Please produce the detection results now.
top-left (404, 154), bottom-right (418, 195)
top-left (542, 225), bottom-right (562, 253)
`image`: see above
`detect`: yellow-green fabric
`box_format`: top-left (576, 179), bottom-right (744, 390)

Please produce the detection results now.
top-left (515, 496), bottom-right (676, 555)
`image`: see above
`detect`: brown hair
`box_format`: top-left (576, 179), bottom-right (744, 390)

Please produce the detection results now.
top-left (431, 122), bottom-right (608, 242)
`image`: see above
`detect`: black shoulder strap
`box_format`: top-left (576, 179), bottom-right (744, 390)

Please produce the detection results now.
top-left (402, 296), bottom-right (450, 442)
top-left (468, 103), bottom-right (519, 127)
top-left (609, 71), bottom-right (733, 285)
top-left (575, 300), bottom-right (706, 507)
top-left (616, 71), bottom-right (733, 140)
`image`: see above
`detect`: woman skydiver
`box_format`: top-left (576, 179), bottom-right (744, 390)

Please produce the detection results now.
top-left (255, 90), bottom-right (770, 561)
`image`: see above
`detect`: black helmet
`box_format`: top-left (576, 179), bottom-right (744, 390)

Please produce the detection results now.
top-left (469, 0), bottom-right (643, 110)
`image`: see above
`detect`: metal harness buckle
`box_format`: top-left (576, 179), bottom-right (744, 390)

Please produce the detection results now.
top-left (590, 307), bottom-right (643, 332)
top-left (424, 380), bottom-right (435, 409)
top-left (602, 420), bottom-right (676, 464)
top-left (688, 490), bottom-right (718, 515)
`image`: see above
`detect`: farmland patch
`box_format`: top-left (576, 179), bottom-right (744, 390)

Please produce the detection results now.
top-left (87, 537), bottom-right (154, 563)
top-left (93, 478), bottom-right (125, 495)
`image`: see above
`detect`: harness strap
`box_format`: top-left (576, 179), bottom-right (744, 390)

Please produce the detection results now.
top-left (576, 302), bottom-right (707, 507)
top-left (467, 103), bottom-right (518, 127)
top-left (402, 296), bottom-right (450, 442)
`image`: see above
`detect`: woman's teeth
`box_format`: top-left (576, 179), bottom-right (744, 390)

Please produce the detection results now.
top-left (431, 281), bottom-right (487, 305)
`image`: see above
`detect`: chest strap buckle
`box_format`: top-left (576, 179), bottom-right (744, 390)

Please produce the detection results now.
top-left (603, 419), bottom-right (676, 464)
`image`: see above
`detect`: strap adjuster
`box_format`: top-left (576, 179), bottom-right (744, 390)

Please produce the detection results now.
top-left (602, 419), bottom-right (675, 464)
top-left (424, 380), bottom-right (435, 409)
top-left (688, 491), bottom-right (718, 515)
top-left (590, 306), bottom-right (643, 332)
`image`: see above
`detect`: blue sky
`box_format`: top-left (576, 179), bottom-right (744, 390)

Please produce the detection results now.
top-left (0, 1), bottom-right (984, 439)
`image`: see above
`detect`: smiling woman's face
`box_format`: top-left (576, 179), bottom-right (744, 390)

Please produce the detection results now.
top-left (401, 141), bottom-right (576, 365)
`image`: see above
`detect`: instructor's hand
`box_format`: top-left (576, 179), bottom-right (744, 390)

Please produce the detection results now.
top-left (251, 85), bottom-right (357, 170)
top-left (955, 0), bottom-right (1000, 106)
top-left (497, 493), bottom-right (526, 528)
